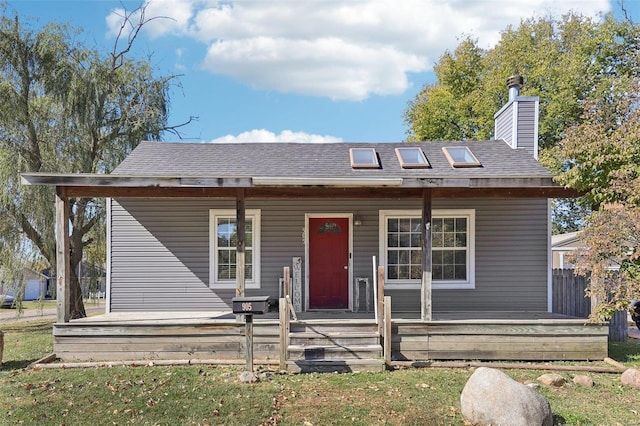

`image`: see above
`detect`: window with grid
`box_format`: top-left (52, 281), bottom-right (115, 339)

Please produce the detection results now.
top-left (432, 217), bottom-right (467, 280)
top-left (210, 209), bottom-right (261, 288)
top-left (386, 217), bottom-right (423, 280)
top-left (380, 209), bottom-right (475, 289)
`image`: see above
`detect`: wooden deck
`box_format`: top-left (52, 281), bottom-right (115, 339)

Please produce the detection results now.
top-left (53, 311), bottom-right (609, 364)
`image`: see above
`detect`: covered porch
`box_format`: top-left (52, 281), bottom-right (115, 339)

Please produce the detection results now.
top-left (23, 172), bottom-right (576, 323)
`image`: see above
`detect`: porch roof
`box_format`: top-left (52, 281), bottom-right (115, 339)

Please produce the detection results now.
top-left (22, 141), bottom-right (577, 198)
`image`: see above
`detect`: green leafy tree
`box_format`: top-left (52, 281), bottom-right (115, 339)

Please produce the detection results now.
top-left (556, 79), bottom-right (640, 320)
top-left (404, 12), bottom-right (640, 233)
top-left (0, 6), bottom-right (187, 317)
top-left (571, 205), bottom-right (640, 321)
top-left (405, 13), bottom-right (639, 148)
top-left (405, 38), bottom-right (488, 141)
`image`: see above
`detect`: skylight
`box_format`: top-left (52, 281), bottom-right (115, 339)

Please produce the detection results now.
top-left (349, 148), bottom-right (379, 169)
top-left (395, 147), bottom-right (430, 168)
top-left (442, 147), bottom-right (481, 168)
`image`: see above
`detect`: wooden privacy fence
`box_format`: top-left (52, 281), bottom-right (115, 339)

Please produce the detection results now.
top-left (552, 269), bottom-right (590, 318)
top-left (552, 268), bottom-right (628, 341)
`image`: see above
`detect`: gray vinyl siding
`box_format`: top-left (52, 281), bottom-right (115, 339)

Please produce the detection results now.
top-left (494, 103), bottom-right (514, 147)
top-left (494, 99), bottom-right (537, 158)
top-left (110, 198), bottom-right (549, 313)
top-left (516, 100), bottom-right (537, 156)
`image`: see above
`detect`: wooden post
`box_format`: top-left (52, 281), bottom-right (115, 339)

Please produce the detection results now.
top-left (55, 189), bottom-right (71, 323)
top-left (377, 266), bottom-right (384, 336)
top-left (236, 189), bottom-right (246, 298)
top-left (279, 297), bottom-right (289, 371)
top-left (421, 189), bottom-right (433, 321)
top-left (283, 266), bottom-right (291, 298)
top-left (383, 295), bottom-right (392, 367)
top-left (245, 314), bottom-right (254, 371)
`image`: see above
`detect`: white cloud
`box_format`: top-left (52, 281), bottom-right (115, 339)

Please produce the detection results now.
top-left (209, 129), bottom-right (343, 143)
top-left (107, 0), bottom-right (611, 100)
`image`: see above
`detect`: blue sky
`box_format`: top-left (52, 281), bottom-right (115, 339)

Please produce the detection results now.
top-left (6, 0), bottom-right (637, 143)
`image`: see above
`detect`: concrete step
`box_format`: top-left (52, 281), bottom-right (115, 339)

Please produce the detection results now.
top-left (286, 359), bottom-right (386, 373)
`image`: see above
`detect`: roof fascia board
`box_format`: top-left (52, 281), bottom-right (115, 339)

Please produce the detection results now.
top-left (22, 173), bottom-right (567, 191)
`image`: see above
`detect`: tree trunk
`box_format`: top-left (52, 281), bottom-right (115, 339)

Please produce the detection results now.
top-left (69, 260), bottom-right (86, 319)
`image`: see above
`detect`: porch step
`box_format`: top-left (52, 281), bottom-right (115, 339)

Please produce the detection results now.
top-left (289, 321), bottom-right (378, 334)
top-left (286, 359), bottom-right (386, 373)
top-left (288, 344), bottom-right (382, 360)
top-left (289, 332), bottom-right (380, 347)
top-left (286, 320), bottom-right (383, 373)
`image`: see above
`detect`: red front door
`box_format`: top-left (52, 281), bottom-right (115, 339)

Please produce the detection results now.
top-left (308, 217), bottom-right (349, 309)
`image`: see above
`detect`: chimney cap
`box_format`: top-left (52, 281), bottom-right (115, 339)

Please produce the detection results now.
top-left (507, 75), bottom-right (524, 89)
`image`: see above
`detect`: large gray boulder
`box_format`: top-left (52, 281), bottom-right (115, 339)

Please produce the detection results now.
top-left (461, 367), bottom-right (553, 426)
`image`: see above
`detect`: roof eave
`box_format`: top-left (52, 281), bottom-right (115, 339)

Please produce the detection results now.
top-left (21, 172), bottom-right (579, 198)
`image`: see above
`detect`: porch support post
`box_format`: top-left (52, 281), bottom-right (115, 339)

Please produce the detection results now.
top-left (421, 188), bottom-right (432, 321)
top-left (236, 189), bottom-right (246, 298)
top-left (55, 188), bottom-right (71, 323)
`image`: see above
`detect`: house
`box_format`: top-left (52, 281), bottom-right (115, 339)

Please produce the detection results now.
top-left (22, 76), bottom-right (609, 368)
top-left (0, 268), bottom-right (51, 301)
top-left (551, 231), bottom-right (581, 269)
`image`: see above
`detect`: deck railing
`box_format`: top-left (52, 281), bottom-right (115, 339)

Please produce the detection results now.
top-left (278, 266), bottom-right (298, 371)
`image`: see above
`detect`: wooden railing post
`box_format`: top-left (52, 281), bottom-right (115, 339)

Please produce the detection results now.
top-left (283, 267), bottom-right (291, 298)
top-left (377, 266), bottom-right (384, 336)
top-left (235, 189), bottom-right (245, 298)
top-left (421, 188), bottom-right (432, 321)
top-left (279, 297), bottom-right (289, 371)
top-left (383, 295), bottom-right (392, 367)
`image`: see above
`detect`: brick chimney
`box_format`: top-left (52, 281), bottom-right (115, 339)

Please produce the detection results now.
top-left (493, 75), bottom-right (540, 159)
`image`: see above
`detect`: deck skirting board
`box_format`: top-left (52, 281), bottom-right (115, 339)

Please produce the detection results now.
top-left (392, 321), bottom-right (608, 361)
top-left (53, 317), bottom-right (609, 362)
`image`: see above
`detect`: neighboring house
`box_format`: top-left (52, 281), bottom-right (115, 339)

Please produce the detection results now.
top-left (0, 268), bottom-right (51, 301)
top-left (552, 231), bottom-right (581, 269)
top-left (22, 77), bottom-right (609, 364)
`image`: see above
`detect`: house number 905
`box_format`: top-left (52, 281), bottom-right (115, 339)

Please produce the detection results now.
top-left (242, 302), bottom-right (252, 311)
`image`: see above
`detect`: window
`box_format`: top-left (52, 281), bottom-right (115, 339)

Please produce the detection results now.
top-left (349, 148), bottom-right (379, 168)
top-left (442, 146), bottom-right (481, 168)
top-left (379, 209), bottom-right (475, 289)
top-left (395, 147), bottom-right (430, 168)
top-left (209, 209), bottom-right (261, 288)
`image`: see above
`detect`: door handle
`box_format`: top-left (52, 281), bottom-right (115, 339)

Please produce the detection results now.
top-left (343, 266), bottom-right (348, 270)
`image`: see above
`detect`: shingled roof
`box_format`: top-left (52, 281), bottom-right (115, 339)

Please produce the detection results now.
top-left (22, 139), bottom-right (576, 198)
top-left (112, 140), bottom-right (553, 179)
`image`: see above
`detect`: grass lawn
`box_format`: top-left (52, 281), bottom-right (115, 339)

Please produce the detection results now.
top-left (1, 320), bottom-right (639, 425)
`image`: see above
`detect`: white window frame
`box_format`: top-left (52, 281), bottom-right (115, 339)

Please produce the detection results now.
top-left (209, 209), bottom-right (261, 289)
top-left (379, 209), bottom-right (475, 289)
top-left (349, 148), bottom-right (380, 169)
